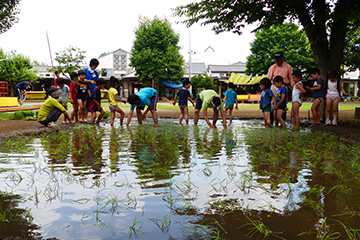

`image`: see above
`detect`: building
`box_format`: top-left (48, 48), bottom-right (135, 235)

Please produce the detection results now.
top-left (97, 48), bottom-right (133, 79)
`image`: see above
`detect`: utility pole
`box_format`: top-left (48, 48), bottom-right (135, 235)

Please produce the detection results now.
top-left (189, 27), bottom-right (192, 82)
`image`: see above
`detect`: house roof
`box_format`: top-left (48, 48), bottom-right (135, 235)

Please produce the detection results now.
top-left (185, 62), bottom-right (207, 74)
top-left (32, 65), bottom-right (52, 72)
top-left (99, 48), bottom-right (131, 59)
top-left (208, 64), bottom-right (246, 73)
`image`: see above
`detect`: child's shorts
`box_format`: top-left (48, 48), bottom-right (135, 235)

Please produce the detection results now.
top-left (277, 105), bottom-right (286, 110)
top-left (292, 99), bottom-right (302, 105)
top-left (261, 104), bottom-right (271, 112)
top-left (179, 105), bottom-right (187, 109)
top-left (195, 95), bottom-right (203, 110)
top-left (225, 105), bottom-right (234, 110)
top-left (109, 104), bottom-right (117, 111)
top-left (326, 93), bottom-right (340, 101)
top-left (314, 97), bottom-right (324, 102)
top-left (149, 94), bottom-right (158, 111)
top-left (88, 101), bottom-right (99, 113)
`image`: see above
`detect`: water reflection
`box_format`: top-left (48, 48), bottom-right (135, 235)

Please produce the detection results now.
top-left (0, 191), bottom-right (41, 239)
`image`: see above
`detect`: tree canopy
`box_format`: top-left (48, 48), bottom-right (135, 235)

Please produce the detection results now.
top-left (0, 49), bottom-right (37, 85)
top-left (49, 46), bottom-right (86, 78)
top-left (246, 22), bottom-right (315, 76)
top-left (0, 0), bottom-right (21, 34)
top-left (191, 74), bottom-right (217, 94)
top-left (174, 0), bottom-right (360, 78)
top-left (130, 16), bottom-right (185, 87)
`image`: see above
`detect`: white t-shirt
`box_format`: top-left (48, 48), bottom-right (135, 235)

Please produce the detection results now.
top-left (58, 85), bottom-right (70, 101)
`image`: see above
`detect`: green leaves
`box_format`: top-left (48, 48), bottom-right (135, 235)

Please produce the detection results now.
top-left (49, 46), bottom-right (86, 78)
top-left (130, 16), bottom-right (185, 85)
top-left (0, 49), bottom-right (37, 84)
top-left (245, 23), bottom-right (315, 76)
top-left (191, 74), bottom-right (217, 92)
top-left (0, 0), bottom-right (21, 34)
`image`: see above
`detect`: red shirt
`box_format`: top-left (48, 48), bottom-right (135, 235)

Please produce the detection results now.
top-left (70, 82), bottom-right (77, 102)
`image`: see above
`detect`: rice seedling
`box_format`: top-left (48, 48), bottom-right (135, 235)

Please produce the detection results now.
top-left (128, 216), bottom-right (145, 238)
top-left (148, 214), bottom-right (172, 234)
top-left (238, 216), bottom-right (284, 239)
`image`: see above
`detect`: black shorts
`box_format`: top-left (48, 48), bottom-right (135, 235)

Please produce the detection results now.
top-left (195, 95), bottom-right (203, 110)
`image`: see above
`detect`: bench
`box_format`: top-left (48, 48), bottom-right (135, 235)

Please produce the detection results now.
top-left (248, 94), bottom-right (261, 103)
top-left (237, 95), bottom-right (249, 103)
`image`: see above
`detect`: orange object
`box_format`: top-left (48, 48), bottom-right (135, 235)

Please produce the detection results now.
top-left (0, 81), bottom-right (9, 97)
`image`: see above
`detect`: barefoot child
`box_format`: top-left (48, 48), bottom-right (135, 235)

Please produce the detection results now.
top-left (324, 70), bottom-right (348, 125)
top-left (223, 83), bottom-right (238, 123)
top-left (173, 79), bottom-right (195, 125)
top-left (56, 78), bottom-right (72, 123)
top-left (273, 76), bottom-right (287, 128)
top-left (108, 76), bottom-right (127, 126)
top-left (76, 70), bottom-right (91, 123)
top-left (259, 78), bottom-right (273, 128)
top-left (69, 72), bottom-right (79, 122)
top-left (306, 68), bottom-right (324, 125)
top-left (89, 78), bottom-right (106, 125)
top-left (291, 71), bottom-right (306, 131)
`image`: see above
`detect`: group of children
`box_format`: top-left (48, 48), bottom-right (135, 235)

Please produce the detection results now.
top-left (259, 68), bottom-right (348, 130)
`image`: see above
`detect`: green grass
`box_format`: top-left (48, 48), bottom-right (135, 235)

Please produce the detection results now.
top-left (0, 112), bottom-right (14, 120)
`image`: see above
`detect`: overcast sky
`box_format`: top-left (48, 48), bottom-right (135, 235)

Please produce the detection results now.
top-left (0, 0), bottom-right (255, 66)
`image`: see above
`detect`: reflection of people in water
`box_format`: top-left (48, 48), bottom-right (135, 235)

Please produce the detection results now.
top-left (178, 126), bottom-right (191, 163)
top-left (225, 129), bottom-right (236, 156)
top-left (194, 127), bottom-right (224, 160)
top-left (72, 128), bottom-right (103, 175)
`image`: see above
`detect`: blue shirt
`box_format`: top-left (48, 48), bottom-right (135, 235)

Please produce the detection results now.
top-left (224, 89), bottom-right (237, 105)
top-left (15, 81), bottom-right (29, 90)
top-left (313, 77), bottom-right (325, 98)
top-left (176, 88), bottom-right (191, 106)
top-left (260, 89), bottom-right (274, 109)
top-left (130, 88), bottom-right (158, 111)
top-left (275, 86), bottom-right (287, 107)
top-left (84, 67), bottom-right (99, 93)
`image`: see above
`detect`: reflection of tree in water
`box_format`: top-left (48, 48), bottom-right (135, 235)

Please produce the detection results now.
top-left (41, 131), bottom-right (72, 165)
top-left (130, 125), bottom-right (182, 189)
top-left (71, 127), bottom-right (104, 175)
top-left (0, 191), bottom-right (41, 239)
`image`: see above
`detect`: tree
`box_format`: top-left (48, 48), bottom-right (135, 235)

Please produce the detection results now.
top-left (246, 23), bottom-right (315, 76)
top-left (191, 74), bottom-right (217, 95)
top-left (0, 49), bottom-right (38, 96)
top-left (130, 16), bottom-right (185, 88)
top-left (49, 46), bottom-right (86, 78)
top-left (174, 0), bottom-right (360, 78)
top-left (98, 51), bottom-right (110, 58)
top-left (0, 0), bottom-right (21, 33)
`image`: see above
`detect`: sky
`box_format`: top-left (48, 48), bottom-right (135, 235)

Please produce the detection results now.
top-left (0, 0), bottom-right (256, 66)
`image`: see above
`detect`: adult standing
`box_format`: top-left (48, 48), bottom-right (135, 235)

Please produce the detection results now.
top-left (267, 52), bottom-right (293, 123)
top-left (14, 81), bottom-right (33, 106)
top-left (194, 89), bottom-right (227, 128)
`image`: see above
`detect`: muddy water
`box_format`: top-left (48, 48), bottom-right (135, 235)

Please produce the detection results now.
top-left (0, 119), bottom-right (360, 239)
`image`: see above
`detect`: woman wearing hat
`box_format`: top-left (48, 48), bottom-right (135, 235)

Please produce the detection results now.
top-left (38, 86), bottom-right (72, 126)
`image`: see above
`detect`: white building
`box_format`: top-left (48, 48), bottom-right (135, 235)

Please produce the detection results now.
top-left (97, 48), bottom-right (133, 78)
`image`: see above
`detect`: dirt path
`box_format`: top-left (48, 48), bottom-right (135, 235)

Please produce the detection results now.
top-left (1, 101), bottom-right (360, 144)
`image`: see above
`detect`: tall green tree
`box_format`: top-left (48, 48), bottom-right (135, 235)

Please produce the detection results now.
top-left (246, 23), bottom-right (315, 76)
top-left (191, 74), bottom-right (217, 95)
top-left (0, 49), bottom-right (38, 95)
top-left (0, 0), bottom-right (21, 33)
top-left (174, 0), bottom-right (360, 78)
top-left (49, 46), bottom-right (86, 78)
top-left (130, 16), bottom-right (185, 88)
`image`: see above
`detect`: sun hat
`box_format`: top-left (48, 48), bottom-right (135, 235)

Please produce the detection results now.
top-left (47, 86), bottom-right (62, 98)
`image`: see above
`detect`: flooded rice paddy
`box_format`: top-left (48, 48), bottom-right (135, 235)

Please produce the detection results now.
top-left (1, 119), bottom-right (360, 239)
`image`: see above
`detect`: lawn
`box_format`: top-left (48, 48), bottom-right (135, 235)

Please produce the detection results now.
top-left (0, 112), bottom-right (13, 120)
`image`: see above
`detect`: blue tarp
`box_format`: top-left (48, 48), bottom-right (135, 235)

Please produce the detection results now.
top-left (160, 80), bottom-right (183, 88)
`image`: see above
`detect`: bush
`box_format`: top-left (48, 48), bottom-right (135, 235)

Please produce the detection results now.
top-left (103, 110), bottom-right (111, 119)
top-left (12, 110), bottom-right (34, 119)
top-left (191, 74), bottom-right (217, 95)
